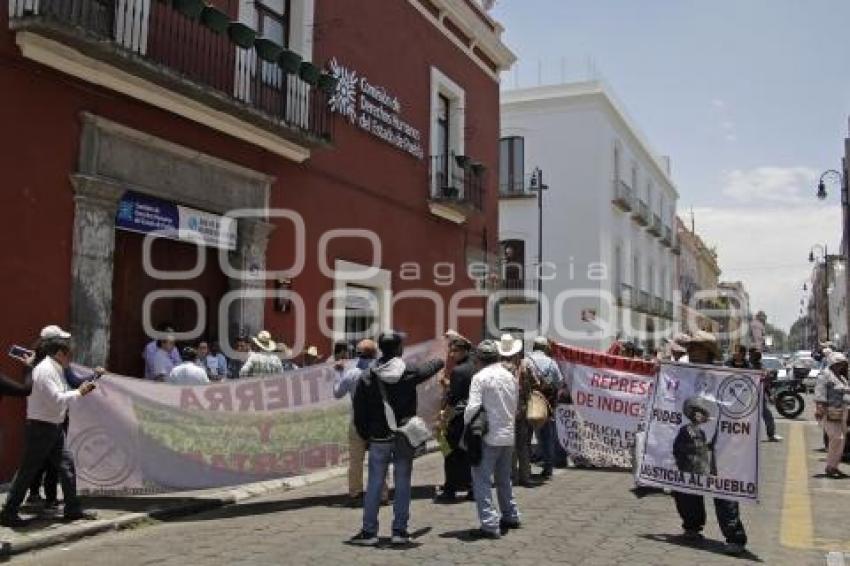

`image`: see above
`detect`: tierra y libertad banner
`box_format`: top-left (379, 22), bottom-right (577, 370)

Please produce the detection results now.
top-left (67, 340), bottom-right (445, 494)
top-left (552, 344), bottom-right (656, 469)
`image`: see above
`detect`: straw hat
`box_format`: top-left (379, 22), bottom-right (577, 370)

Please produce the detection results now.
top-left (252, 330), bottom-right (277, 352)
top-left (497, 333), bottom-right (522, 357)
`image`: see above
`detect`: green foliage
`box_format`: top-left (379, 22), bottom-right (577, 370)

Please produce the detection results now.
top-left (135, 401), bottom-right (349, 455)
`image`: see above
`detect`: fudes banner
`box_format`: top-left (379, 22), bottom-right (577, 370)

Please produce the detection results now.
top-left (552, 344), bottom-right (656, 468)
top-left (67, 341), bottom-right (445, 494)
top-left (636, 362), bottom-right (762, 503)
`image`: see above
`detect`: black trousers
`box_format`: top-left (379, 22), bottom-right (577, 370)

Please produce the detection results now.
top-left (442, 448), bottom-right (471, 493)
top-left (673, 492), bottom-right (747, 545)
top-left (762, 396), bottom-right (776, 438)
top-left (29, 461), bottom-right (59, 502)
top-left (2, 420), bottom-right (80, 517)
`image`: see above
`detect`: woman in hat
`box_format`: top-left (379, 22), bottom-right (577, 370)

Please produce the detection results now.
top-left (239, 330), bottom-right (285, 378)
top-left (497, 334), bottom-right (540, 486)
top-left (815, 352), bottom-right (850, 478)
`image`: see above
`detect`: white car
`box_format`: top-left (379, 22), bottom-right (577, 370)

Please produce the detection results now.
top-left (761, 356), bottom-right (786, 380)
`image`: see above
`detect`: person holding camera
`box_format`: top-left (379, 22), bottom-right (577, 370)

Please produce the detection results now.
top-left (348, 331), bottom-right (444, 547)
top-left (0, 326), bottom-right (98, 527)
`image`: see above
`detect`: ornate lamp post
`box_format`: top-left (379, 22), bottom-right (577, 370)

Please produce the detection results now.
top-left (816, 166), bottom-right (850, 348)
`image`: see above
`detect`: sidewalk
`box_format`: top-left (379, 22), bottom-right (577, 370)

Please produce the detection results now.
top-left (0, 441), bottom-right (441, 557)
top-left (0, 465), bottom-right (348, 557)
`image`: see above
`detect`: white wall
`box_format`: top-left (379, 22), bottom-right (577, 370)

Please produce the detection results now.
top-left (499, 83), bottom-right (678, 349)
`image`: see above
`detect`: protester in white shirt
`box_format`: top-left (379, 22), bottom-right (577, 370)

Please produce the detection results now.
top-left (464, 339), bottom-right (520, 539)
top-left (1, 326), bottom-right (98, 526)
top-left (168, 347), bottom-right (211, 386)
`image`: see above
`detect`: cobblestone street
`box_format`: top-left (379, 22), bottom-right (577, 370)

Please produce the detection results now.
top-left (13, 410), bottom-right (848, 566)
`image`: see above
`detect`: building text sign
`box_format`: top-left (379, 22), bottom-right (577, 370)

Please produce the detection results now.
top-left (327, 57), bottom-right (424, 159)
top-left (116, 192), bottom-right (237, 250)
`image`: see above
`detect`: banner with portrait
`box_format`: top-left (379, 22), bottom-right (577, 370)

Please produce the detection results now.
top-left (636, 362), bottom-right (762, 503)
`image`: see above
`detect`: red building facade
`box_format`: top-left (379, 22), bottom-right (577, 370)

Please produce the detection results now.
top-left (0, 0), bottom-right (514, 478)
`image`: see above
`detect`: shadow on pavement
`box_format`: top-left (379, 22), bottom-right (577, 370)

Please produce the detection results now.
top-left (0, 496), bottom-right (207, 532)
top-left (640, 534), bottom-right (763, 562)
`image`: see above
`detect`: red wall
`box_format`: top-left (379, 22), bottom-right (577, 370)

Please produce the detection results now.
top-left (0, 0), bottom-right (500, 478)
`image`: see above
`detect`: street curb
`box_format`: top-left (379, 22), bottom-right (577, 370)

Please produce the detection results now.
top-left (0, 441), bottom-right (439, 557)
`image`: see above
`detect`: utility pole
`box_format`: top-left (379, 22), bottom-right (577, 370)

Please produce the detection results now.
top-left (530, 167), bottom-right (548, 332)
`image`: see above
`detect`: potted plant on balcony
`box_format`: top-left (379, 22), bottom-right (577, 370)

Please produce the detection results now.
top-left (454, 154), bottom-right (471, 169)
top-left (173, 0), bottom-right (205, 20)
top-left (318, 73), bottom-right (338, 93)
top-left (227, 21), bottom-right (256, 49)
top-left (470, 161), bottom-right (486, 175)
top-left (298, 61), bottom-right (320, 85)
top-left (278, 49), bottom-right (302, 74)
top-left (255, 37), bottom-right (284, 62)
top-left (200, 5), bottom-right (229, 34)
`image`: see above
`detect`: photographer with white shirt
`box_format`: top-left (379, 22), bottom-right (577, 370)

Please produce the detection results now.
top-left (0, 325), bottom-right (98, 527)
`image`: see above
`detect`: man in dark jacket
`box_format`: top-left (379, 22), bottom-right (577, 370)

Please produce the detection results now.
top-left (348, 331), bottom-right (444, 547)
top-left (435, 335), bottom-right (474, 502)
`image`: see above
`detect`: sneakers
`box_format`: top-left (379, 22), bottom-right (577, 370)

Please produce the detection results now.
top-left (499, 519), bottom-right (521, 530)
top-left (681, 529), bottom-right (704, 542)
top-left (391, 530), bottom-right (410, 545)
top-left (348, 530), bottom-right (378, 546)
top-left (63, 509), bottom-right (97, 521)
top-left (433, 490), bottom-right (456, 503)
top-left (768, 435), bottom-right (783, 442)
top-left (724, 542), bottom-right (746, 556)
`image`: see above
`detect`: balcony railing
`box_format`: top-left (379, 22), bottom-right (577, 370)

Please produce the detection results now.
top-left (499, 175), bottom-right (531, 197)
top-left (430, 153), bottom-right (485, 211)
top-left (636, 290), bottom-right (647, 312)
top-left (672, 239), bottom-right (681, 255)
top-left (648, 214), bottom-right (662, 236)
top-left (662, 226), bottom-right (672, 247)
top-left (9, 0), bottom-right (332, 143)
top-left (632, 200), bottom-right (649, 226)
top-left (612, 180), bottom-right (634, 211)
top-left (618, 283), bottom-right (633, 308)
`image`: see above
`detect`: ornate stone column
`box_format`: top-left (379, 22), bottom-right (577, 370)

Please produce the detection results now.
top-left (227, 218), bottom-right (277, 339)
top-left (69, 174), bottom-right (123, 367)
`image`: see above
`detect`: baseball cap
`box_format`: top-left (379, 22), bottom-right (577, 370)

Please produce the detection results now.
top-left (40, 325), bottom-right (71, 340)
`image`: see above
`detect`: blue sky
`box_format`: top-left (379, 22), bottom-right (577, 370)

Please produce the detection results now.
top-left (492, 0), bottom-right (850, 332)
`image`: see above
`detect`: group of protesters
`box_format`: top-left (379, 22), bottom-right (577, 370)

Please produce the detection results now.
top-left (1, 321), bottom-right (783, 556)
top-left (142, 326), bottom-right (328, 384)
top-left (334, 330), bottom-right (565, 545)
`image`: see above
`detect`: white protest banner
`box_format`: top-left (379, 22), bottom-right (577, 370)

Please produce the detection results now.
top-left (636, 362), bottom-right (762, 503)
top-left (67, 340), bottom-right (445, 494)
top-left (552, 344), bottom-right (656, 468)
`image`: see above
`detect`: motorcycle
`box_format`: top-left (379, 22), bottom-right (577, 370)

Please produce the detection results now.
top-left (769, 378), bottom-right (806, 419)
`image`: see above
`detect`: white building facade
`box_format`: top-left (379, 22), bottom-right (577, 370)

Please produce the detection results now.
top-left (497, 82), bottom-right (679, 351)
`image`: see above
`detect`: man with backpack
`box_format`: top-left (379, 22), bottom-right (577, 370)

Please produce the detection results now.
top-left (348, 331), bottom-right (444, 547)
top-left (527, 336), bottom-right (563, 479)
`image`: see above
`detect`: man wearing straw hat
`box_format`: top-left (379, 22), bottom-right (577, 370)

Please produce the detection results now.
top-left (239, 330), bottom-right (284, 378)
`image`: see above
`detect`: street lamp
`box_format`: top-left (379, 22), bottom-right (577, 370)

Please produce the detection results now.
top-left (529, 167), bottom-right (548, 331)
top-left (816, 166), bottom-right (850, 349)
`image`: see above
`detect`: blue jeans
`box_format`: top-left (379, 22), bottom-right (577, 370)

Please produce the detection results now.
top-left (537, 419), bottom-right (556, 470)
top-left (362, 438), bottom-right (413, 535)
top-left (472, 443), bottom-right (520, 534)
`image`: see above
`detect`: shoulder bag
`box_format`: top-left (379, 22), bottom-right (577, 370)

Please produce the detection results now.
top-left (377, 379), bottom-right (432, 449)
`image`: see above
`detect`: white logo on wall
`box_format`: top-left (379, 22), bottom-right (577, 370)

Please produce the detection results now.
top-left (327, 57), bottom-right (424, 160)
